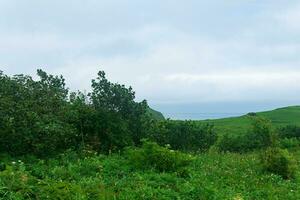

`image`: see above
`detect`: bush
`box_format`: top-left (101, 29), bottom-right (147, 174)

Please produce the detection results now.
top-left (260, 147), bottom-right (297, 179)
top-left (125, 140), bottom-right (193, 174)
top-left (279, 138), bottom-right (300, 149)
top-left (278, 125), bottom-right (300, 139)
top-left (216, 117), bottom-right (275, 153)
top-left (215, 134), bottom-right (246, 153)
top-left (246, 117), bottom-right (274, 150)
top-left (0, 70), bottom-right (156, 156)
top-left (247, 112), bottom-right (257, 116)
top-left (148, 120), bottom-right (217, 152)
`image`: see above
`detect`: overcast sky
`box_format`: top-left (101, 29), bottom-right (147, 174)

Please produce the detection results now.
top-left (1, 0), bottom-right (300, 112)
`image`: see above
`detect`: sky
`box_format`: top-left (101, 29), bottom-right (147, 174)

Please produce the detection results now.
top-left (1, 0), bottom-right (300, 119)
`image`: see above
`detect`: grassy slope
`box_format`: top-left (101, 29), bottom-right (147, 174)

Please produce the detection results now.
top-left (148, 107), bottom-right (165, 120)
top-left (202, 106), bottom-right (300, 135)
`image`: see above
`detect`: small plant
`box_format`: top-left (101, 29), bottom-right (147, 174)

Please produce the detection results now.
top-left (260, 147), bottom-right (297, 179)
top-left (125, 140), bottom-right (193, 174)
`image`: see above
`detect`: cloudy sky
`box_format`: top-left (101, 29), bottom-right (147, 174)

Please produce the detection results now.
top-left (1, 0), bottom-right (300, 118)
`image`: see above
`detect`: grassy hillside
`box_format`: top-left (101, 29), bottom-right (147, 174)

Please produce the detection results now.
top-left (148, 107), bottom-right (165, 120)
top-left (202, 106), bottom-right (300, 135)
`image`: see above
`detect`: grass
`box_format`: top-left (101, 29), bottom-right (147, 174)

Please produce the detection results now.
top-left (1, 151), bottom-right (300, 199)
top-left (202, 106), bottom-right (300, 135)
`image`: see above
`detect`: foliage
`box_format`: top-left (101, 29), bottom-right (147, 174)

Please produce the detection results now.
top-left (280, 138), bottom-right (300, 149)
top-left (0, 70), bottom-right (155, 156)
top-left (0, 150), bottom-right (300, 199)
top-left (246, 117), bottom-right (274, 149)
top-left (260, 147), bottom-right (297, 179)
top-left (215, 133), bottom-right (246, 153)
top-left (0, 70), bottom-right (75, 156)
top-left (278, 125), bottom-right (300, 139)
top-left (2, 69), bottom-right (300, 198)
top-left (247, 112), bottom-right (257, 116)
top-left (125, 140), bottom-right (193, 174)
top-left (216, 117), bottom-right (275, 153)
top-left (148, 120), bottom-right (217, 152)
top-left (90, 71), bottom-right (150, 146)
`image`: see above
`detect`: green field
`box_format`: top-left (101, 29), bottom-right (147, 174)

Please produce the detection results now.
top-left (202, 106), bottom-right (300, 135)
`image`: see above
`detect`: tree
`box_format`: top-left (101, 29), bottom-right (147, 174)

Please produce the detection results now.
top-left (0, 70), bottom-right (76, 156)
top-left (89, 71), bottom-right (150, 151)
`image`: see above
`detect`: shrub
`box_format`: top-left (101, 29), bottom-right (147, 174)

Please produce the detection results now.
top-left (278, 125), bottom-right (300, 139)
top-left (148, 120), bottom-right (217, 152)
top-left (217, 117), bottom-right (275, 153)
top-left (125, 140), bottom-right (193, 174)
top-left (279, 138), bottom-right (300, 149)
top-left (215, 134), bottom-right (246, 153)
top-left (0, 70), bottom-right (155, 156)
top-left (246, 117), bottom-right (274, 150)
top-left (247, 112), bottom-right (257, 116)
top-left (260, 147), bottom-right (297, 179)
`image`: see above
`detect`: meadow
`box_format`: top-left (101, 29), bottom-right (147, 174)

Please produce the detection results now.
top-left (1, 148), bottom-right (300, 199)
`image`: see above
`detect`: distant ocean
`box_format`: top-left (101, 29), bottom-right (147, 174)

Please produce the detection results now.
top-left (150, 102), bottom-right (297, 120)
top-left (161, 112), bottom-right (244, 120)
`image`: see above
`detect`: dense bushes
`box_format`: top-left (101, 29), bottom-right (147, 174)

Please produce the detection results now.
top-left (0, 70), bottom-right (153, 156)
top-left (0, 70), bottom-right (220, 156)
top-left (260, 147), bottom-right (297, 179)
top-left (149, 120), bottom-right (217, 152)
top-left (125, 140), bottom-right (193, 174)
top-left (247, 117), bottom-right (274, 149)
top-left (278, 125), bottom-right (300, 139)
top-left (2, 69), bottom-right (299, 160)
top-left (216, 134), bottom-right (246, 152)
top-left (216, 117), bottom-right (274, 153)
top-left (280, 138), bottom-right (300, 149)
top-left (0, 70), bottom-right (76, 156)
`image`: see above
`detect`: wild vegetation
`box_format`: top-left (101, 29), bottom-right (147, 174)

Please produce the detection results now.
top-left (1, 70), bottom-right (300, 199)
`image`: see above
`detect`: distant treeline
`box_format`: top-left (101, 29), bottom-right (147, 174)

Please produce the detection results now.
top-left (0, 70), bottom-right (216, 156)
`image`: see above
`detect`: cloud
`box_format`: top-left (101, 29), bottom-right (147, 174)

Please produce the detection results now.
top-left (276, 3), bottom-right (300, 32)
top-left (1, 0), bottom-right (300, 106)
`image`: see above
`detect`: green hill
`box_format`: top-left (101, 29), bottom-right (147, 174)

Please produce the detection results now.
top-left (148, 107), bottom-right (165, 120)
top-left (202, 106), bottom-right (300, 135)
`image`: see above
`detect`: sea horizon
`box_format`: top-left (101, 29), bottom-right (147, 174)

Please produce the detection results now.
top-left (150, 101), bottom-right (299, 120)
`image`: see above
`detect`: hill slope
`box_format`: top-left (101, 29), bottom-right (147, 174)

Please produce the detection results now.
top-left (148, 107), bottom-right (165, 120)
top-left (202, 106), bottom-right (300, 135)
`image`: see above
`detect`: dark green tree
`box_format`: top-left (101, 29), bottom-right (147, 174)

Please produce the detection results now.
top-left (0, 70), bottom-right (75, 156)
top-left (89, 71), bottom-right (150, 151)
